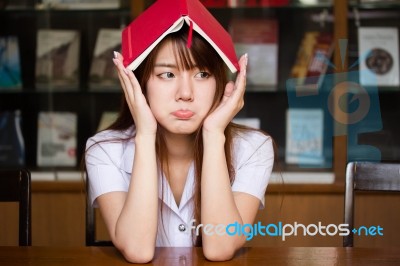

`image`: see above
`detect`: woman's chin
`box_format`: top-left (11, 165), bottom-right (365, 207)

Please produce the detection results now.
top-left (161, 123), bottom-right (201, 136)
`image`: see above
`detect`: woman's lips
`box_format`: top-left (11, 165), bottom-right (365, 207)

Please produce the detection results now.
top-left (172, 110), bottom-right (194, 119)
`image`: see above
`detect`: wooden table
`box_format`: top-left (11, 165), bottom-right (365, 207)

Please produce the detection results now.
top-left (1, 246), bottom-right (400, 265)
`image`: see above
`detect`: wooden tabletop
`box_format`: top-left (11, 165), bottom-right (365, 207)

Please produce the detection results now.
top-left (1, 246), bottom-right (400, 265)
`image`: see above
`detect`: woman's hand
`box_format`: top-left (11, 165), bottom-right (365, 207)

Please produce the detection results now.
top-left (113, 52), bottom-right (157, 136)
top-left (202, 53), bottom-right (248, 135)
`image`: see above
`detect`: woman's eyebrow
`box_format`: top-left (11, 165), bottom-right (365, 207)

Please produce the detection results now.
top-left (154, 63), bottom-right (178, 68)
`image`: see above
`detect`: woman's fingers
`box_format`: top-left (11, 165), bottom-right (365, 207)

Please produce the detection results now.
top-left (221, 81), bottom-right (235, 104)
top-left (113, 52), bottom-right (144, 104)
top-left (113, 53), bottom-right (136, 105)
top-left (235, 53), bottom-right (247, 97)
top-left (124, 67), bottom-right (143, 102)
top-left (222, 53), bottom-right (247, 110)
top-left (113, 58), bottom-right (131, 89)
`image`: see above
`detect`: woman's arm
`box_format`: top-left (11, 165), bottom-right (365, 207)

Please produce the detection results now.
top-left (95, 53), bottom-right (159, 263)
top-left (200, 54), bottom-right (258, 261)
top-left (201, 132), bottom-right (262, 261)
top-left (96, 135), bottom-right (158, 263)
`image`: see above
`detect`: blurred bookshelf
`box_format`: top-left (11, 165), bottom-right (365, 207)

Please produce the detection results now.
top-left (1, 0), bottom-right (399, 183)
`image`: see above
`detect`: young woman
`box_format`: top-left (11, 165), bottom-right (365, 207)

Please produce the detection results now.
top-left (85, 27), bottom-right (274, 263)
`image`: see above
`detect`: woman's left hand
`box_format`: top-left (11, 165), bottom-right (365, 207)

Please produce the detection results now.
top-left (203, 53), bottom-right (248, 135)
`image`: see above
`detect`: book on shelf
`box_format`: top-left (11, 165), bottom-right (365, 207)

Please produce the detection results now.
top-left (37, 0), bottom-right (120, 10)
top-left (285, 108), bottom-right (325, 166)
top-left (89, 29), bottom-right (122, 91)
top-left (97, 111), bottom-right (118, 132)
top-left (37, 112), bottom-right (77, 167)
top-left (290, 31), bottom-right (334, 92)
top-left (229, 18), bottom-right (279, 91)
top-left (228, 0), bottom-right (288, 7)
top-left (35, 29), bottom-right (80, 91)
top-left (260, 0), bottom-right (289, 6)
top-left (200, 0), bottom-right (227, 7)
top-left (358, 0), bottom-right (400, 3)
top-left (0, 110), bottom-right (25, 167)
top-left (122, 0), bottom-right (239, 73)
top-left (0, 36), bottom-right (22, 91)
top-left (358, 27), bottom-right (399, 87)
top-left (2, 0), bottom-right (33, 9)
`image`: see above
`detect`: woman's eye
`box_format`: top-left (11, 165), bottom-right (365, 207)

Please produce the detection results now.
top-left (158, 72), bottom-right (175, 79)
top-left (195, 71), bottom-right (211, 79)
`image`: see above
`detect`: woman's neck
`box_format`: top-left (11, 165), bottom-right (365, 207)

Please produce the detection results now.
top-left (163, 131), bottom-right (195, 162)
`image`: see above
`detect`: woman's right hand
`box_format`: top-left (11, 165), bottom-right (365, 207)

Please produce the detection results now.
top-left (113, 52), bottom-right (157, 136)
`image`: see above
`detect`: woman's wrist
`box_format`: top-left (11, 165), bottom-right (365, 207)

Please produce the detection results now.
top-left (134, 133), bottom-right (156, 146)
top-left (202, 129), bottom-right (226, 145)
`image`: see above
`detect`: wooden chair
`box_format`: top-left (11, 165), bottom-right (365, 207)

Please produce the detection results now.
top-left (343, 161), bottom-right (400, 247)
top-left (85, 178), bottom-right (113, 246)
top-left (0, 169), bottom-right (31, 246)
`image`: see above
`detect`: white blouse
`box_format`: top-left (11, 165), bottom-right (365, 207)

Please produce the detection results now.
top-left (85, 126), bottom-right (274, 247)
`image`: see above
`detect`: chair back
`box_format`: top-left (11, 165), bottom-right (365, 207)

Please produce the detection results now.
top-left (344, 162), bottom-right (400, 247)
top-left (0, 169), bottom-right (31, 246)
top-left (85, 178), bottom-right (113, 246)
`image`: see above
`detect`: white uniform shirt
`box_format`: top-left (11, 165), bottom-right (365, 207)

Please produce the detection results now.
top-left (85, 126), bottom-right (274, 247)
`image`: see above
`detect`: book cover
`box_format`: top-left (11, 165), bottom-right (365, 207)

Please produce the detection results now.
top-left (37, 0), bottom-right (119, 9)
top-left (0, 36), bottom-right (22, 90)
top-left (2, 0), bottom-right (33, 9)
top-left (97, 111), bottom-right (118, 132)
top-left (359, 0), bottom-right (399, 3)
top-left (285, 108), bottom-right (324, 165)
top-left (228, 0), bottom-right (259, 6)
top-left (122, 0), bottom-right (239, 73)
top-left (228, 0), bottom-right (288, 7)
top-left (290, 31), bottom-right (334, 92)
top-left (260, 0), bottom-right (289, 6)
top-left (0, 110), bottom-right (25, 167)
top-left (358, 27), bottom-right (399, 87)
top-left (230, 18), bottom-right (279, 90)
top-left (37, 112), bottom-right (77, 167)
top-left (89, 29), bottom-right (121, 91)
top-left (35, 29), bottom-right (80, 91)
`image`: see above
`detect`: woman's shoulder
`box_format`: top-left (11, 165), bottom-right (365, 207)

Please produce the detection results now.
top-left (233, 128), bottom-right (272, 149)
top-left (86, 127), bottom-right (135, 151)
top-left (85, 127), bottom-right (136, 169)
top-left (232, 128), bottom-right (274, 165)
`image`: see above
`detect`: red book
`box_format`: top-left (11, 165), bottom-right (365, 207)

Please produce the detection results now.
top-left (122, 0), bottom-right (239, 73)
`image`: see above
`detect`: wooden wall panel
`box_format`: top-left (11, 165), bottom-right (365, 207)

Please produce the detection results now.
top-left (1, 184), bottom-right (399, 247)
top-left (32, 192), bottom-right (86, 246)
top-left (0, 203), bottom-right (19, 246)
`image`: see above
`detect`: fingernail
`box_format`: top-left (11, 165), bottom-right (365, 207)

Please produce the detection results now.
top-left (113, 51), bottom-right (118, 59)
top-left (245, 53), bottom-right (248, 66)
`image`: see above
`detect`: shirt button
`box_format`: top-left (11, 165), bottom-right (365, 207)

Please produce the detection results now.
top-left (178, 224), bottom-right (186, 232)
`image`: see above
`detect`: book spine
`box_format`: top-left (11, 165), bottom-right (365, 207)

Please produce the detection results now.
top-left (179, 0), bottom-right (188, 14)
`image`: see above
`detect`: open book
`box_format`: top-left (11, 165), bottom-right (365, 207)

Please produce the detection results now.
top-left (122, 0), bottom-right (239, 73)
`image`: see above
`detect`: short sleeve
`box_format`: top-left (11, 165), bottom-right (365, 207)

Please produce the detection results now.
top-left (231, 131), bottom-right (274, 209)
top-left (85, 132), bottom-right (130, 207)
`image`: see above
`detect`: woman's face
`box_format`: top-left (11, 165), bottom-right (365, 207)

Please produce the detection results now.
top-left (146, 40), bottom-right (217, 135)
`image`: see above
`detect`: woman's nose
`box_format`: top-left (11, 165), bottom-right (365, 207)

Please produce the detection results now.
top-left (176, 76), bottom-right (194, 101)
